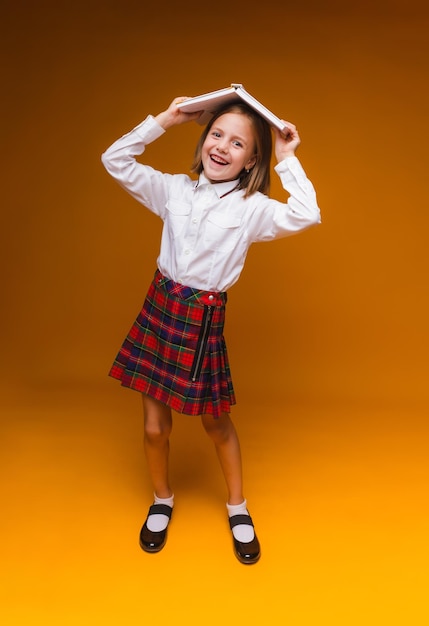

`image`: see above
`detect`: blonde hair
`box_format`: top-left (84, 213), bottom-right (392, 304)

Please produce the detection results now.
top-left (191, 103), bottom-right (272, 198)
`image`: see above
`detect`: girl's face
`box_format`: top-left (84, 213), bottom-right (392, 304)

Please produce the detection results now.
top-left (201, 112), bottom-right (257, 183)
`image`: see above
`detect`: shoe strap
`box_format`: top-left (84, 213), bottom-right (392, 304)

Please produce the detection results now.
top-left (229, 513), bottom-right (254, 529)
top-left (148, 504), bottom-right (173, 518)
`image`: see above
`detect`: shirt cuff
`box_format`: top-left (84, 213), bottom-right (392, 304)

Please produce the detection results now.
top-left (275, 156), bottom-right (310, 189)
top-left (274, 155), bottom-right (302, 175)
top-left (133, 115), bottom-right (166, 144)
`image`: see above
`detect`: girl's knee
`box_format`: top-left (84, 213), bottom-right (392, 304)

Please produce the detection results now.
top-left (201, 412), bottom-right (232, 443)
top-left (144, 420), bottom-right (171, 444)
top-left (142, 395), bottom-right (172, 443)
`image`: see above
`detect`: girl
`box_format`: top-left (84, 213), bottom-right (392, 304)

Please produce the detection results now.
top-left (101, 95), bottom-right (321, 565)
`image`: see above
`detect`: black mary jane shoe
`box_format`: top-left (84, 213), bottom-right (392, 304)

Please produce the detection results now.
top-left (139, 503), bottom-right (173, 553)
top-left (229, 513), bottom-right (261, 565)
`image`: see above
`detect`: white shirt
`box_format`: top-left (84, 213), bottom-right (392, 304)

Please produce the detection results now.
top-left (101, 115), bottom-right (321, 292)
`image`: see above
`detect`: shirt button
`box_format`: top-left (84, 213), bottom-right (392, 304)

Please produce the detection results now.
top-left (208, 295), bottom-right (214, 301)
top-left (192, 218), bottom-right (197, 224)
top-left (184, 249), bottom-right (190, 255)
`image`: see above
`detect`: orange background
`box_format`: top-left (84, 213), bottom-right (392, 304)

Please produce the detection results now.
top-left (1, 1), bottom-right (428, 624)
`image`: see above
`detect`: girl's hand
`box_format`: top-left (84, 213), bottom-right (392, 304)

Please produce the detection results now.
top-left (274, 121), bottom-right (301, 161)
top-left (155, 97), bottom-right (203, 130)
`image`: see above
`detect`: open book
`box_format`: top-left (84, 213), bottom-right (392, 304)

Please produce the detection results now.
top-left (176, 84), bottom-right (287, 132)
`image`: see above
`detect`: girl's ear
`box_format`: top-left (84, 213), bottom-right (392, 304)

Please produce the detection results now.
top-left (245, 155), bottom-right (257, 170)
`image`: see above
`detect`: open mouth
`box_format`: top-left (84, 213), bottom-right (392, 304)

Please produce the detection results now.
top-left (210, 154), bottom-right (228, 166)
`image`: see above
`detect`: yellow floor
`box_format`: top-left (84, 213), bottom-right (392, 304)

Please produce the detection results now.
top-left (1, 381), bottom-right (427, 625)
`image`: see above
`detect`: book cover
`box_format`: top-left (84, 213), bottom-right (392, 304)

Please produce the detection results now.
top-left (177, 84), bottom-right (286, 132)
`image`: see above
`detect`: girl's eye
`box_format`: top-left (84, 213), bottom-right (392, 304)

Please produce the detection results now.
top-left (212, 131), bottom-right (221, 138)
top-left (232, 140), bottom-right (243, 148)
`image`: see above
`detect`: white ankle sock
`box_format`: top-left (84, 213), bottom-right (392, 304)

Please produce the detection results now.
top-left (146, 494), bottom-right (174, 532)
top-left (226, 499), bottom-right (255, 543)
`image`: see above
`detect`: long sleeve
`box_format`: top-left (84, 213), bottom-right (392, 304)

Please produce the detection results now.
top-left (242, 156), bottom-right (321, 244)
top-left (101, 115), bottom-right (173, 218)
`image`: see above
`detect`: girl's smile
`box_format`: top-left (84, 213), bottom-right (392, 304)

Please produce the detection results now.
top-left (201, 112), bottom-right (257, 183)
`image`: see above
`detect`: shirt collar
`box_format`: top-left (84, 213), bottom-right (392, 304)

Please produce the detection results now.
top-left (194, 173), bottom-right (239, 199)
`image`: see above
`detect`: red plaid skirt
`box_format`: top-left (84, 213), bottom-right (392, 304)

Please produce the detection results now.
top-left (109, 270), bottom-right (236, 418)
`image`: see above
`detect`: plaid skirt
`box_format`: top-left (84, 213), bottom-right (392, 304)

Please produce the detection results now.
top-left (109, 270), bottom-right (236, 418)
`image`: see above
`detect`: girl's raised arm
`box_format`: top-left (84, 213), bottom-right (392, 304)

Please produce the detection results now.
top-left (155, 97), bottom-right (202, 130)
top-left (273, 121), bottom-right (301, 162)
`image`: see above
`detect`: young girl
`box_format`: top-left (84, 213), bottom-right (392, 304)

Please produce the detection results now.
top-left (101, 94), bottom-right (320, 565)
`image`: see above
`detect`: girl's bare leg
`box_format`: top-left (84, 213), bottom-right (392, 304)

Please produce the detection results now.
top-left (201, 411), bottom-right (260, 563)
top-left (200, 411), bottom-right (244, 505)
top-left (139, 395), bottom-right (174, 553)
top-left (142, 394), bottom-right (173, 498)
